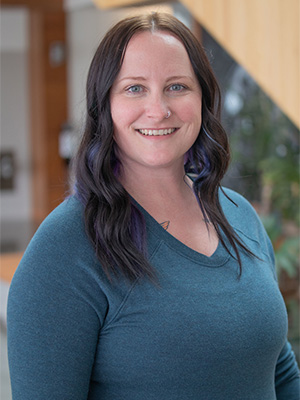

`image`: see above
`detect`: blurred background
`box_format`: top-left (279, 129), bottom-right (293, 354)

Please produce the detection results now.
top-left (0, 0), bottom-right (299, 398)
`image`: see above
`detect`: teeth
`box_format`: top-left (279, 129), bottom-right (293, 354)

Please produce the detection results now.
top-left (138, 128), bottom-right (176, 136)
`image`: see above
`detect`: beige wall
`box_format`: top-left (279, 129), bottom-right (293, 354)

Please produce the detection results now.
top-left (0, 8), bottom-right (32, 222)
top-left (66, 4), bottom-right (127, 134)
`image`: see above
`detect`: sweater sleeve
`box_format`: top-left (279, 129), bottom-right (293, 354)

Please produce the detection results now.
top-left (275, 341), bottom-right (300, 399)
top-left (263, 215), bottom-right (300, 396)
top-left (257, 205), bottom-right (300, 397)
top-left (221, 188), bottom-right (300, 397)
top-left (7, 201), bottom-right (108, 399)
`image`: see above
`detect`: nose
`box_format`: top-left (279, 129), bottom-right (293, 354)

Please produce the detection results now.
top-left (145, 92), bottom-right (169, 120)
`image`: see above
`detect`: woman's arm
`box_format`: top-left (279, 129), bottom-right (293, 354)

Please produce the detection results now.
top-left (275, 341), bottom-right (300, 399)
top-left (7, 250), bottom-right (103, 399)
top-left (7, 201), bottom-right (107, 399)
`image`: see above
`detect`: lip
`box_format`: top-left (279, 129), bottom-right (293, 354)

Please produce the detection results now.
top-left (136, 128), bottom-right (178, 137)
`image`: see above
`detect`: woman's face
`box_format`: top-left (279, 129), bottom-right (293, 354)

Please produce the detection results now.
top-left (110, 30), bottom-right (202, 174)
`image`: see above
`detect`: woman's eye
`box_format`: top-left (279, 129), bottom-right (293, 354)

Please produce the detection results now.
top-left (127, 85), bottom-right (143, 93)
top-left (169, 84), bottom-right (186, 92)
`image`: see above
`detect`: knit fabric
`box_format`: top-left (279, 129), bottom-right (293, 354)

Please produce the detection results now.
top-left (7, 189), bottom-right (300, 399)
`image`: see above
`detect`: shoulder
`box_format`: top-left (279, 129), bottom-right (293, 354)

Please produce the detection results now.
top-left (8, 195), bottom-right (138, 333)
top-left (37, 195), bottom-right (86, 239)
top-left (11, 195), bottom-right (100, 288)
top-left (219, 187), bottom-right (261, 229)
top-left (31, 195), bottom-right (91, 251)
top-left (22, 196), bottom-right (95, 267)
top-left (219, 187), bottom-right (275, 264)
top-left (219, 187), bottom-right (253, 210)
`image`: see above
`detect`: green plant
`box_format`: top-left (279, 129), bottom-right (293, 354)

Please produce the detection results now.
top-left (260, 214), bottom-right (299, 279)
top-left (223, 73), bottom-right (299, 280)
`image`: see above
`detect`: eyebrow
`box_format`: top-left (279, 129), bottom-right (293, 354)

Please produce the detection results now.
top-left (166, 75), bottom-right (194, 82)
top-left (119, 76), bottom-right (147, 82)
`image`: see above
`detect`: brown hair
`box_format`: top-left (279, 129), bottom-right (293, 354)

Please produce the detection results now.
top-left (74, 13), bottom-right (251, 281)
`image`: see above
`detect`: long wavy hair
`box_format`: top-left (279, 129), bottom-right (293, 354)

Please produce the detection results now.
top-left (74, 12), bottom-right (252, 281)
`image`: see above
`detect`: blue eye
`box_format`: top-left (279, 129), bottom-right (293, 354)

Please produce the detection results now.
top-left (169, 84), bottom-right (186, 92)
top-left (127, 85), bottom-right (143, 93)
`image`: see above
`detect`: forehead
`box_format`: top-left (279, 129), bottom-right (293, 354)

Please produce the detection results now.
top-left (119, 30), bottom-right (194, 77)
top-left (127, 30), bottom-right (184, 50)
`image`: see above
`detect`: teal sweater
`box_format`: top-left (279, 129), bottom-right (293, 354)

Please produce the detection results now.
top-left (7, 189), bottom-right (300, 399)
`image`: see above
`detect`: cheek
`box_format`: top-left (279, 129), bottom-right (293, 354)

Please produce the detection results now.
top-left (177, 98), bottom-right (202, 125)
top-left (110, 99), bottom-right (125, 129)
top-left (111, 97), bottom-right (141, 131)
top-left (111, 102), bottom-right (137, 150)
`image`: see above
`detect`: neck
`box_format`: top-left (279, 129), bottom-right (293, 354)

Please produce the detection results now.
top-left (119, 162), bottom-right (194, 210)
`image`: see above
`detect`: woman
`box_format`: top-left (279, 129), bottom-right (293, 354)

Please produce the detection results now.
top-left (7, 12), bottom-right (299, 399)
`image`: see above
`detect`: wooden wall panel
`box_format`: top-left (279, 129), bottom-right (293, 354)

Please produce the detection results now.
top-left (30, 10), bottom-right (68, 224)
top-left (180, 0), bottom-right (300, 127)
top-left (1, 0), bottom-right (68, 224)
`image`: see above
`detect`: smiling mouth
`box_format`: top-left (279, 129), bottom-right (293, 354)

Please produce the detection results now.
top-left (138, 128), bottom-right (176, 136)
